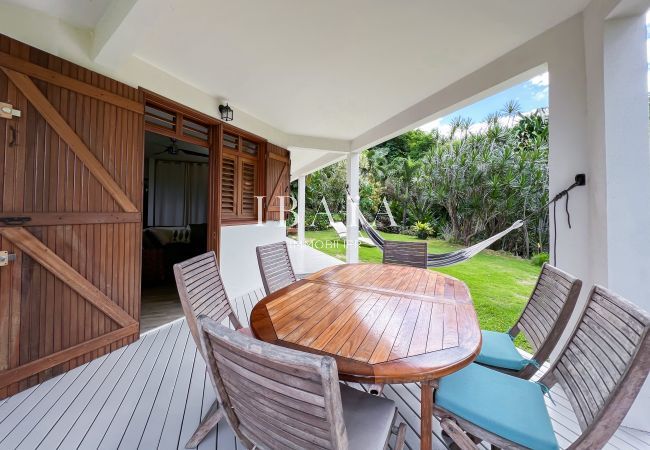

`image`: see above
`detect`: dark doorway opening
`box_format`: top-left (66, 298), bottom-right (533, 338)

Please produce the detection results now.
top-left (140, 131), bottom-right (209, 333)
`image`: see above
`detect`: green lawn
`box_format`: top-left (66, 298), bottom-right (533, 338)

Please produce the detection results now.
top-left (297, 229), bottom-right (541, 351)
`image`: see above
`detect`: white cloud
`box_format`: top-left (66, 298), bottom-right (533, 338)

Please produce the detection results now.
top-left (530, 72), bottom-right (549, 87)
top-left (418, 118), bottom-right (449, 134)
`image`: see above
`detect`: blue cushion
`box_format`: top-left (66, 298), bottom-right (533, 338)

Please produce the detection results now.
top-left (475, 330), bottom-right (529, 371)
top-left (436, 363), bottom-right (558, 450)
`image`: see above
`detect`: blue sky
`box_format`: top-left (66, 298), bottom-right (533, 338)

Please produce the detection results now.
top-left (420, 13), bottom-right (650, 134)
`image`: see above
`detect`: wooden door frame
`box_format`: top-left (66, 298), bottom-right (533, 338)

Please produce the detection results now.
top-left (141, 90), bottom-right (222, 257)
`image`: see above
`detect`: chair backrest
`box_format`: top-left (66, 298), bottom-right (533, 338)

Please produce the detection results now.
top-left (198, 318), bottom-right (348, 449)
top-left (539, 285), bottom-right (650, 449)
top-left (256, 241), bottom-right (297, 295)
top-left (382, 240), bottom-right (428, 268)
top-left (511, 263), bottom-right (581, 373)
top-left (331, 221), bottom-right (347, 237)
top-left (173, 251), bottom-right (242, 353)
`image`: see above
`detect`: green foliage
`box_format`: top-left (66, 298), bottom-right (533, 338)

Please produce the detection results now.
top-left (302, 103), bottom-right (550, 259)
top-left (531, 252), bottom-right (550, 267)
top-left (412, 221), bottom-right (433, 239)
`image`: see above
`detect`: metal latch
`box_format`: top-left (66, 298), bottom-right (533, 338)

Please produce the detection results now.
top-left (0, 102), bottom-right (21, 119)
top-left (0, 251), bottom-right (16, 267)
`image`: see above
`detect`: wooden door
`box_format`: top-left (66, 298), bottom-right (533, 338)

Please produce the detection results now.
top-left (265, 144), bottom-right (291, 221)
top-left (0, 36), bottom-right (143, 397)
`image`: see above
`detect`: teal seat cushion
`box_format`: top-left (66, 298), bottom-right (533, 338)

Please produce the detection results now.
top-left (436, 363), bottom-right (558, 450)
top-left (475, 330), bottom-right (529, 371)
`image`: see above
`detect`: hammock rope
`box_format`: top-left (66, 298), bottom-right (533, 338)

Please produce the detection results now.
top-left (345, 176), bottom-right (584, 268)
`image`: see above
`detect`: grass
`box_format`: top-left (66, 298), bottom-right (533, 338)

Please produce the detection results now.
top-left (297, 229), bottom-right (541, 351)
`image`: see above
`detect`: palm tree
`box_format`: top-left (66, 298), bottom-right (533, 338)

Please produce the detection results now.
top-left (388, 156), bottom-right (422, 231)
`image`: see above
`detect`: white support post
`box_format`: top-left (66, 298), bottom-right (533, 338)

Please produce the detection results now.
top-left (602, 11), bottom-right (650, 431)
top-left (298, 176), bottom-right (306, 245)
top-left (346, 152), bottom-right (360, 263)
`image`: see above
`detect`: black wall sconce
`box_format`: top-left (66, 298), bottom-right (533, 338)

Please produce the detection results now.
top-left (219, 103), bottom-right (233, 122)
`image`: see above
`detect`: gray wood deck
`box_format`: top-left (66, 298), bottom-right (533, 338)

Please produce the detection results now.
top-left (0, 287), bottom-right (648, 450)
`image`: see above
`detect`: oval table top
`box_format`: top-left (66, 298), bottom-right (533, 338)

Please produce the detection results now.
top-left (250, 263), bottom-right (481, 384)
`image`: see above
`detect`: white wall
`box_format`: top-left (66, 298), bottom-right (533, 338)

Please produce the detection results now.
top-left (219, 222), bottom-right (287, 298)
top-left (219, 222), bottom-right (341, 299)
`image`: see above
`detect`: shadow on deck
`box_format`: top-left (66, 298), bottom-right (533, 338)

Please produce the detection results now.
top-left (0, 288), bottom-right (648, 450)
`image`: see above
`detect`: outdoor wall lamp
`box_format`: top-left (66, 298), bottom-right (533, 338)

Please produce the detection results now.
top-left (219, 103), bottom-right (233, 122)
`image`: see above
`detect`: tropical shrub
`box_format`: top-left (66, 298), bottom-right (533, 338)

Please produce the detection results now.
top-left (531, 252), bottom-right (550, 267)
top-left (412, 221), bottom-right (433, 239)
top-left (301, 103), bottom-right (550, 259)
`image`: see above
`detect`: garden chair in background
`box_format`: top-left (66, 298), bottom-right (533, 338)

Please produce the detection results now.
top-left (331, 221), bottom-right (376, 247)
top-left (382, 240), bottom-right (428, 269)
top-left (256, 241), bottom-right (298, 295)
top-left (173, 251), bottom-right (252, 448)
top-left (433, 285), bottom-right (650, 450)
top-left (475, 263), bottom-right (582, 379)
top-left (198, 318), bottom-right (407, 450)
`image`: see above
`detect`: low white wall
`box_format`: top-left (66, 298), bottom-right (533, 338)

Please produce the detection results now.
top-left (219, 222), bottom-right (287, 298)
top-left (219, 222), bottom-right (342, 299)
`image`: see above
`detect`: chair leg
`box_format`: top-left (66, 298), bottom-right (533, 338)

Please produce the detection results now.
top-left (368, 383), bottom-right (384, 395)
top-left (185, 399), bottom-right (224, 448)
top-left (440, 418), bottom-right (478, 450)
top-left (391, 423), bottom-right (407, 450)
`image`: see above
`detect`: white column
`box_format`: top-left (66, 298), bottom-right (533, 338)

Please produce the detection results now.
top-left (602, 12), bottom-right (650, 431)
top-left (346, 152), bottom-right (360, 263)
top-left (298, 176), bottom-right (306, 245)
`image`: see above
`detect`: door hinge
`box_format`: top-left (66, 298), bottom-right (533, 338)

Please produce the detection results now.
top-left (0, 102), bottom-right (22, 119)
top-left (0, 251), bottom-right (16, 267)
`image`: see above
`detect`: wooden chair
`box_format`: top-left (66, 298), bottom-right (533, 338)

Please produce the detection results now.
top-left (382, 240), bottom-right (428, 268)
top-left (433, 285), bottom-right (650, 450)
top-left (256, 241), bottom-right (297, 295)
top-left (197, 317), bottom-right (407, 450)
top-left (173, 251), bottom-right (250, 448)
top-left (475, 263), bottom-right (582, 379)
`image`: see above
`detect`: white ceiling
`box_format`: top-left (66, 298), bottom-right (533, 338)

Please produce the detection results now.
top-left (3, 0), bottom-right (591, 144)
top-left (132, 0), bottom-right (590, 140)
top-left (4, 0), bottom-right (112, 28)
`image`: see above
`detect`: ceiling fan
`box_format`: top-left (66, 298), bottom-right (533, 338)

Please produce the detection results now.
top-left (154, 138), bottom-right (208, 158)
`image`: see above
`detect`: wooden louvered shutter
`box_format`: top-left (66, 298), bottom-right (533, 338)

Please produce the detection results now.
top-left (221, 155), bottom-right (237, 218)
top-left (220, 130), bottom-right (262, 223)
top-left (239, 159), bottom-right (257, 218)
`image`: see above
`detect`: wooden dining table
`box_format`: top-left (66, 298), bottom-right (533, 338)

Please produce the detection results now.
top-left (250, 263), bottom-right (482, 450)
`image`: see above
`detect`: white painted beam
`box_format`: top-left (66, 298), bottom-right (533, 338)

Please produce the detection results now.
top-left (298, 176), bottom-right (306, 245)
top-left (92, 0), bottom-right (171, 67)
top-left (345, 152), bottom-right (360, 263)
top-left (290, 151), bottom-right (346, 181)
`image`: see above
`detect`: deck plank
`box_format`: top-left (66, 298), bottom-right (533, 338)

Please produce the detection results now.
top-left (176, 351), bottom-right (209, 450)
top-left (135, 323), bottom-right (193, 449)
top-left (38, 335), bottom-right (148, 449)
top-left (0, 288), bottom-right (648, 450)
top-left (18, 346), bottom-right (129, 449)
top-left (104, 322), bottom-right (185, 449)
top-left (157, 334), bottom-right (200, 450)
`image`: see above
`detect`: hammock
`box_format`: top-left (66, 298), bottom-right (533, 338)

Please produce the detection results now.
top-left (343, 174), bottom-right (584, 267)
top-left (357, 210), bottom-right (523, 267)
top-left (344, 189), bottom-right (524, 267)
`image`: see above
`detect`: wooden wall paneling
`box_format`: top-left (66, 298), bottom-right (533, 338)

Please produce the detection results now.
top-left (0, 33), bottom-right (143, 395)
top-left (265, 144), bottom-right (291, 221)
